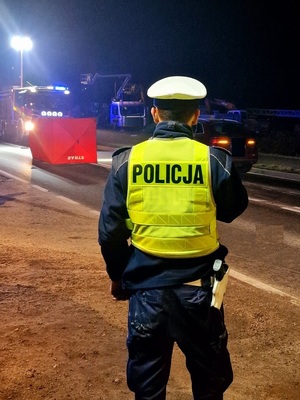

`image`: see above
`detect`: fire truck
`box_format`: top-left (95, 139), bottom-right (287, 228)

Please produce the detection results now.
top-left (0, 85), bottom-right (72, 143)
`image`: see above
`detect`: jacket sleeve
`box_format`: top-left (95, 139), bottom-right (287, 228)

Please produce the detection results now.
top-left (98, 150), bottom-right (132, 281)
top-left (210, 147), bottom-right (249, 223)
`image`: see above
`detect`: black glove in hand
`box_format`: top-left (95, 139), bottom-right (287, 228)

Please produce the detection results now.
top-left (110, 280), bottom-right (130, 301)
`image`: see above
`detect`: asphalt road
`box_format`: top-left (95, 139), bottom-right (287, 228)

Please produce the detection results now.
top-left (1, 145), bottom-right (299, 400)
top-left (1, 130), bottom-right (300, 400)
top-left (0, 140), bottom-right (299, 303)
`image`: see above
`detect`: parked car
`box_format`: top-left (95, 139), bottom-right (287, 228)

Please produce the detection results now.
top-left (194, 118), bottom-right (258, 173)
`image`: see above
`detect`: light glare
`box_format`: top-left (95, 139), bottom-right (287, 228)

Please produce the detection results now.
top-left (24, 120), bottom-right (34, 131)
top-left (11, 36), bottom-right (33, 51)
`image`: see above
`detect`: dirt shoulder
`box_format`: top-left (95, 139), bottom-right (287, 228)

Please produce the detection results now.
top-left (255, 153), bottom-right (300, 175)
top-left (0, 173), bottom-right (299, 400)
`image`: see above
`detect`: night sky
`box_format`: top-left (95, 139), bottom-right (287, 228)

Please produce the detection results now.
top-left (0, 0), bottom-right (299, 109)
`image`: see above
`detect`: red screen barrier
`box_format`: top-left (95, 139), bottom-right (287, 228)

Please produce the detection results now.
top-left (29, 118), bottom-right (97, 164)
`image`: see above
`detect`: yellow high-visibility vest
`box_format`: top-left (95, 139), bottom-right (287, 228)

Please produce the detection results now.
top-left (126, 137), bottom-right (219, 258)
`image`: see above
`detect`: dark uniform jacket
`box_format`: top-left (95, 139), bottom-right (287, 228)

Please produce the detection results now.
top-left (98, 121), bottom-right (248, 290)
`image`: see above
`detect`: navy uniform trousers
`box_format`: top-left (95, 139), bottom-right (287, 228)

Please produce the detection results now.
top-left (126, 285), bottom-right (233, 400)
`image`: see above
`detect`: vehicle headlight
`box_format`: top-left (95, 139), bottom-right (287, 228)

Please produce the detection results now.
top-left (24, 121), bottom-right (35, 131)
top-left (41, 111), bottom-right (64, 117)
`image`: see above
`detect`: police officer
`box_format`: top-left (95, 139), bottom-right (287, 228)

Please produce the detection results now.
top-left (98, 76), bottom-right (248, 400)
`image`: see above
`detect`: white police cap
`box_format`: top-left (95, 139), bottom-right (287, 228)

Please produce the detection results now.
top-left (147, 76), bottom-right (207, 100)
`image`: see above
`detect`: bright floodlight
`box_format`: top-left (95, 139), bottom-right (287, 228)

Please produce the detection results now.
top-left (10, 36), bottom-right (33, 87)
top-left (11, 36), bottom-right (33, 51)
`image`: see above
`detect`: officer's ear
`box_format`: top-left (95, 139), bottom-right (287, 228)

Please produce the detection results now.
top-left (151, 107), bottom-right (160, 123)
top-left (191, 109), bottom-right (200, 125)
